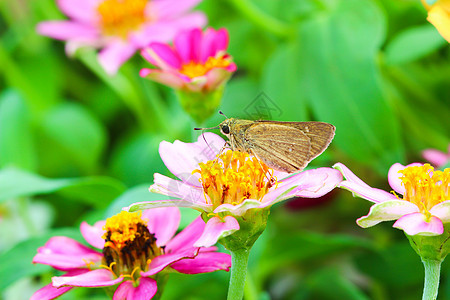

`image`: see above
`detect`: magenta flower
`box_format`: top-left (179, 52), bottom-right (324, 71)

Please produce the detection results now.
top-left (423, 144), bottom-right (450, 168)
top-left (140, 27), bottom-right (236, 92)
top-left (31, 208), bottom-right (230, 300)
top-left (37, 0), bottom-right (207, 74)
top-left (334, 162), bottom-right (450, 236)
top-left (125, 133), bottom-right (342, 248)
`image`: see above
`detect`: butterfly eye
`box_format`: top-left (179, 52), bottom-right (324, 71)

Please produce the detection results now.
top-left (221, 124), bottom-right (230, 135)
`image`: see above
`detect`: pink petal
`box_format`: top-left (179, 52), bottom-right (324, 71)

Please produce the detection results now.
top-left (80, 220), bottom-right (105, 249)
top-left (393, 213), bottom-right (443, 236)
top-left (225, 62), bottom-right (237, 72)
top-left (200, 28), bottom-right (218, 63)
top-left (31, 270), bottom-right (87, 300)
top-left (31, 284), bottom-right (73, 300)
top-left (388, 162), bottom-right (423, 195)
top-left (37, 21), bottom-right (99, 41)
top-left (98, 40), bottom-right (137, 75)
top-left (171, 251), bottom-right (231, 274)
top-left (165, 217), bottom-right (205, 253)
top-left (356, 200), bottom-right (420, 228)
top-left (263, 168), bottom-right (343, 206)
top-left (339, 181), bottom-right (396, 204)
top-left (147, 43), bottom-right (182, 69)
top-left (213, 28), bottom-right (229, 54)
top-left (130, 23), bottom-right (176, 48)
top-left (174, 29), bottom-right (194, 64)
top-left (142, 249), bottom-right (198, 276)
top-left (56, 0), bottom-right (99, 24)
top-left (199, 28), bottom-right (230, 63)
top-left (334, 163), bottom-right (395, 203)
top-left (423, 149), bottom-right (448, 167)
top-left (333, 163), bottom-right (372, 188)
top-left (33, 236), bottom-right (102, 270)
top-left (139, 68), bottom-right (185, 89)
top-left (193, 216), bottom-right (240, 248)
top-left (150, 173), bottom-right (208, 205)
top-left (189, 27), bottom-right (203, 62)
top-left (151, 0), bottom-right (203, 19)
top-left (132, 11), bottom-right (207, 49)
top-left (113, 278), bottom-right (157, 300)
top-left (52, 269), bottom-right (122, 288)
top-left (203, 67), bottom-right (233, 91)
top-left (214, 200), bottom-right (262, 216)
top-left (142, 207), bottom-right (180, 247)
top-left (158, 133), bottom-right (226, 187)
top-left (429, 200), bottom-right (450, 223)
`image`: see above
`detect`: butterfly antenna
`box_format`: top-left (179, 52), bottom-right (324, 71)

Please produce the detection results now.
top-left (219, 111), bottom-right (227, 118)
top-left (194, 125), bottom-right (219, 131)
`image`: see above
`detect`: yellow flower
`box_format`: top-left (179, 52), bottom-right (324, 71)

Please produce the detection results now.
top-left (422, 0), bottom-right (450, 42)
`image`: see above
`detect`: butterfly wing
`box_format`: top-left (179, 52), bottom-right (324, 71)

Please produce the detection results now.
top-left (245, 123), bottom-right (312, 173)
top-left (256, 121), bottom-right (335, 161)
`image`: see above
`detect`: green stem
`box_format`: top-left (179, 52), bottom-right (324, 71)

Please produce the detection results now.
top-left (227, 0), bottom-right (293, 38)
top-left (227, 249), bottom-right (251, 300)
top-left (422, 259), bottom-right (441, 300)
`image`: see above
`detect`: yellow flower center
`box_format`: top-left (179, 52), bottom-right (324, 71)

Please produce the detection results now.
top-left (97, 0), bottom-right (148, 38)
top-left (102, 211), bottom-right (162, 279)
top-left (399, 164), bottom-right (450, 213)
top-left (193, 150), bottom-right (276, 209)
top-left (180, 56), bottom-right (231, 78)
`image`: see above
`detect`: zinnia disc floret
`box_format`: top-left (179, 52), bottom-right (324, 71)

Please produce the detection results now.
top-left (335, 162), bottom-right (450, 300)
top-left (125, 133), bottom-right (343, 250)
top-left (31, 208), bottom-right (230, 300)
top-left (334, 162), bottom-right (450, 236)
top-left (140, 28), bottom-right (236, 123)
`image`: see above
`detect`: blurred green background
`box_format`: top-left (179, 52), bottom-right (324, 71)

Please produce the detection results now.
top-left (0, 0), bottom-right (449, 299)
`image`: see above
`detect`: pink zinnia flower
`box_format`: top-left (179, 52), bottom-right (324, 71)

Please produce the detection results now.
top-left (31, 208), bottom-right (230, 300)
top-left (334, 162), bottom-right (450, 236)
top-left (140, 27), bottom-right (236, 92)
top-left (125, 133), bottom-right (342, 248)
top-left (423, 144), bottom-right (450, 168)
top-left (37, 0), bottom-right (207, 74)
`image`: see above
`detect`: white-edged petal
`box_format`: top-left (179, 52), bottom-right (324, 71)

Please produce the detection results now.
top-left (213, 200), bottom-right (263, 216)
top-left (356, 200), bottom-right (420, 228)
top-left (124, 199), bottom-right (212, 213)
top-left (151, 173), bottom-right (207, 203)
top-left (429, 200), bottom-right (450, 223)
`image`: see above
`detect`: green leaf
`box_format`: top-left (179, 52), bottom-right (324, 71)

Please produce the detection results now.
top-left (0, 227), bottom-right (81, 292)
top-left (39, 102), bottom-right (107, 174)
top-left (262, 45), bottom-right (308, 121)
top-left (110, 133), bottom-right (166, 186)
top-left (385, 24), bottom-right (447, 65)
top-left (0, 89), bottom-right (37, 170)
top-left (265, 0), bottom-right (404, 172)
top-left (0, 167), bottom-right (126, 208)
